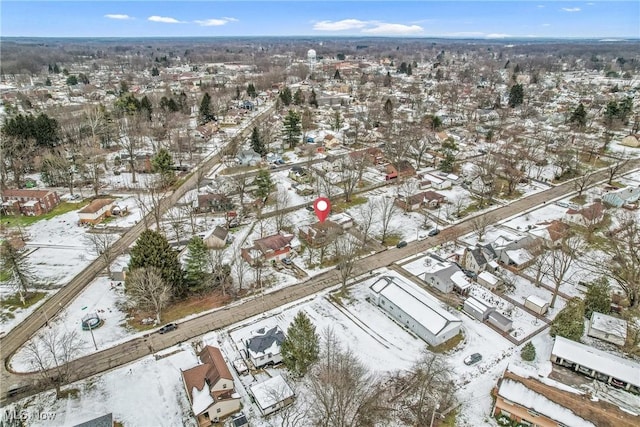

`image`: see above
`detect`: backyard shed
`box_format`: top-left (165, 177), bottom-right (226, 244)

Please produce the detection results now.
top-left (487, 311), bottom-right (513, 333)
top-left (463, 296), bottom-right (493, 321)
top-left (524, 295), bottom-right (549, 315)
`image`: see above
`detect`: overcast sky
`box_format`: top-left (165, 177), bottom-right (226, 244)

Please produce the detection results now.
top-left (1, 1), bottom-right (638, 38)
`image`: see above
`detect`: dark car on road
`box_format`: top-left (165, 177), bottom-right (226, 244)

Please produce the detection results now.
top-left (464, 353), bottom-right (482, 365)
top-left (158, 323), bottom-right (178, 334)
top-left (428, 228), bottom-right (440, 237)
top-left (396, 240), bottom-right (408, 248)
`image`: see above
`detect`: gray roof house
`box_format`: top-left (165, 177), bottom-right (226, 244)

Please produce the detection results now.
top-left (602, 186), bottom-right (640, 208)
top-left (422, 255), bottom-right (463, 293)
top-left (236, 149), bottom-right (262, 166)
top-left (245, 326), bottom-right (285, 368)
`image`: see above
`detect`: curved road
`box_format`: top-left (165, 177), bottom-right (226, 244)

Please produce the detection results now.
top-left (1, 154), bottom-right (637, 404)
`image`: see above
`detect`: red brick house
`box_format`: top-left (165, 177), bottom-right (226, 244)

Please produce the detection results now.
top-left (299, 220), bottom-right (343, 248)
top-left (241, 233), bottom-right (295, 265)
top-left (1, 189), bottom-right (60, 216)
top-left (385, 160), bottom-right (415, 180)
top-left (197, 193), bottom-right (235, 214)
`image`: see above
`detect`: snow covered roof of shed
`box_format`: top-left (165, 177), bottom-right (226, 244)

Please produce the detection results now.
top-left (589, 312), bottom-right (628, 339)
top-left (249, 375), bottom-right (294, 411)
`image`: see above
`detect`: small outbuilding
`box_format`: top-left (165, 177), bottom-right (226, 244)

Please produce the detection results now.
top-left (249, 375), bottom-right (295, 416)
top-left (524, 295), bottom-right (549, 315)
top-left (588, 312), bottom-right (627, 346)
top-left (477, 271), bottom-right (501, 290)
top-left (487, 311), bottom-right (513, 333)
top-left (463, 296), bottom-right (493, 321)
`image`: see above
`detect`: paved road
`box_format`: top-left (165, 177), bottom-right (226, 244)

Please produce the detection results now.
top-left (0, 103), bottom-right (276, 400)
top-left (1, 155), bottom-right (637, 403)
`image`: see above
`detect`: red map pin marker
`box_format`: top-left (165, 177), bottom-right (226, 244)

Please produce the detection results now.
top-left (313, 197), bottom-right (331, 223)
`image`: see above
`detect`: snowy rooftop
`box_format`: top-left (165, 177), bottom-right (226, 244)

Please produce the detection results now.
top-left (498, 378), bottom-right (595, 427)
top-left (589, 312), bottom-right (628, 339)
top-left (191, 383), bottom-right (214, 415)
top-left (525, 295), bottom-right (548, 308)
top-left (249, 375), bottom-right (294, 411)
top-left (478, 271), bottom-right (499, 285)
top-left (552, 336), bottom-right (640, 387)
top-left (370, 276), bottom-right (461, 336)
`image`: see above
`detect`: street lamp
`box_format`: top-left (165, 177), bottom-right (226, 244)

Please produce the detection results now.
top-left (429, 403), bottom-right (441, 427)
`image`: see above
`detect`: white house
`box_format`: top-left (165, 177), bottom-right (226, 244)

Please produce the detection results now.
top-left (202, 226), bottom-right (229, 249)
top-left (420, 173), bottom-right (452, 190)
top-left (77, 198), bottom-right (114, 225)
top-left (244, 326), bottom-right (285, 368)
top-left (249, 375), bottom-right (295, 416)
top-left (181, 346), bottom-right (242, 425)
top-left (370, 275), bottom-right (462, 347)
top-left (422, 255), bottom-right (463, 293)
top-left (587, 312), bottom-right (627, 346)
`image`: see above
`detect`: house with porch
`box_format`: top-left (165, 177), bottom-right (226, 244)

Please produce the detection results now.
top-left (1, 189), bottom-right (60, 216)
top-left (241, 232), bottom-right (296, 265)
top-left (77, 198), bottom-right (115, 225)
top-left (245, 326), bottom-right (285, 368)
top-left (181, 346), bottom-right (242, 426)
top-left (422, 255), bottom-right (463, 294)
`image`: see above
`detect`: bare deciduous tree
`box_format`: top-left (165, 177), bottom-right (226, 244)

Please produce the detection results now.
top-left (573, 170), bottom-right (595, 197)
top-left (333, 236), bottom-right (361, 289)
top-left (273, 188), bottom-right (291, 231)
top-left (126, 267), bottom-right (172, 324)
top-left (470, 213), bottom-right (494, 242)
top-left (308, 329), bottom-right (389, 427)
top-left (549, 236), bottom-right (583, 308)
top-left (24, 328), bottom-right (83, 398)
top-left (84, 232), bottom-right (118, 278)
top-left (375, 196), bottom-right (398, 245)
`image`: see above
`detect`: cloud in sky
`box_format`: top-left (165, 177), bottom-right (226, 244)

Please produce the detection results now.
top-left (194, 17), bottom-right (238, 26)
top-left (313, 19), bottom-right (423, 35)
top-left (104, 14), bottom-right (133, 20)
top-left (362, 23), bottom-right (423, 35)
top-left (313, 19), bottom-right (368, 31)
top-left (542, 23), bottom-right (551, 27)
top-left (485, 33), bottom-right (511, 39)
top-left (561, 7), bottom-right (581, 12)
top-left (148, 15), bottom-right (184, 24)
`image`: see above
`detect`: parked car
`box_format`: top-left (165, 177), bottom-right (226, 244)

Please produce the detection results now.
top-left (428, 228), bottom-right (440, 237)
top-left (463, 269), bottom-right (477, 279)
top-left (305, 206), bottom-right (315, 212)
top-left (396, 241), bottom-right (408, 248)
top-left (282, 257), bottom-right (293, 266)
top-left (158, 323), bottom-right (178, 334)
top-left (464, 353), bottom-right (482, 365)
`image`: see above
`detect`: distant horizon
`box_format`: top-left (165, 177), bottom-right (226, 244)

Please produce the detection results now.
top-left (1, 1), bottom-right (638, 39)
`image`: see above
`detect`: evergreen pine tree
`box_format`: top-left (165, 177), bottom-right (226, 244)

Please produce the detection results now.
top-left (293, 88), bottom-right (305, 106)
top-left (151, 148), bottom-right (175, 187)
top-left (250, 127), bottom-right (266, 156)
top-left (151, 66), bottom-right (160, 76)
top-left (129, 230), bottom-right (184, 296)
top-left (584, 277), bottom-right (611, 319)
top-left (45, 77), bottom-right (52, 86)
top-left (184, 237), bottom-right (209, 290)
top-left (198, 92), bottom-right (215, 125)
top-left (247, 83), bottom-right (257, 98)
top-left (309, 89), bottom-right (318, 108)
top-left (254, 169), bottom-right (274, 204)
top-left (281, 311), bottom-right (319, 376)
top-left (520, 342), bottom-right (536, 361)
top-left (384, 71), bottom-right (392, 87)
top-left (235, 86), bottom-right (241, 100)
top-left (550, 298), bottom-right (585, 341)
top-left (569, 103), bottom-right (587, 128)
top-left (333, 69), bottom-right (341, 80)
top-left (508, 84), bottom-right (524, 107)
top-left (139, 95), bottom-right (153, 121)
top-left (407, 64), bottom-right (412, 76)
top-left (53, 63), bottom-right (60, 73)
top-left (279, 87), bottom-right (292, 106)
top-left (282, 109), bottom-right (302, 148)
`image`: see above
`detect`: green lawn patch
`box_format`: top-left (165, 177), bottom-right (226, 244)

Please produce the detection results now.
top-left (428, 332), bottom-right (464, 354)
top-left (0, 201), bottom-right (88, 227)
top-left (332, 195), bottom-right (367, 213)
top-left (0, 291), bottom-right (47, 310)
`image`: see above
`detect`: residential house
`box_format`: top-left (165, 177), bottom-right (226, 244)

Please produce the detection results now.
top-left (249, 375), bottom-right (295, 416)
top-left (563, 202), bottom-right (605, 228)
top-left (241, 233), bottom-right (295, 265)
top-left (422, 255), bottom-right (463, 293)
top-left (385, 160), bottom-right (415, 181)
top-left (420, 173), bottom-right (452, 190)
top-left (602, 186), bottom-right (640, 208)
top-left (395, 192), bottom-right (426, 211)
top-left (461, 247), bottom-right (488, 273)
top-left (488, 232), bottom-right (535, 268)
top-left (1, 189), bottom-right (60, 216)
top-left (202, 226), bottom-right (229, 249)
top-left (288, 166), bottom-right (312, 183)
top-left (236, 149), bottom-right (261, 167)
top-left (181, 346), bottom-right (242, 426)
top-left (78, 198), bottom-right (115, 225)
top-left (244, 326), bottom-right (285, 368)
top-left (328, 213), bottom-right (354, 229)
top-left (370, 275), bottom-right (462, 346)
top-left (299, 220), bottom-right (343, 248)
top-left (293, 184), bottom-right (314, 196)
top-left (551, 335), bottom-right (640, 393)
top-left (423, 190), bottom-right (447, 209)
top-left (492, 369), bottom-right (637, 427)
top-left (197, 193), bottom-right (234, 214)
top-left (529, 220), bottom-right (570, 247)
top-left (196, 122), bottom-right (219, 140)
top-left (587, 312), bottom-right (627, 346)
